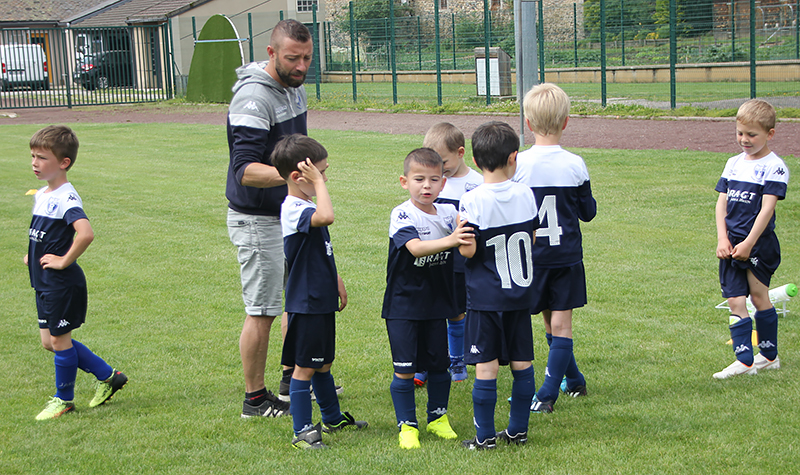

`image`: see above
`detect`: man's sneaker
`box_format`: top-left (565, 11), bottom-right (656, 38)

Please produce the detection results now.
top-left (322, 411), bottom-right (368, 433)
top-left (310, 384), bottom-right (344, 401)
top-left (713, 360), bottom-right (757, 379)
top-left (449, 358), bottom-right (468, 382)
top-left (496, 429), bottom-right (527, 445)
top-left (413, 371), bottom-right (427, 387)
top-left (461, 435), bottom-right (497, 450)
top-left (241, 390), bottom-right (290, 418)
top-left (530, 395), bottom-right (554, 414)
top-left (36, 397), bottom-right (75, 420)
top-left (291, 424), bottom-right (328, 450)
top-left (399, 424), bottom-right (421, 449)
top-left (89, 370), bottom-right (128, 408)
top-left (753, 353), bottom-right (781, 371)
top-left (426, 414), bottom-right (458, 439)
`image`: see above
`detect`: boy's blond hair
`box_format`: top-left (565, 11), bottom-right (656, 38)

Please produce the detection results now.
top-left (29, 125), bottom-right (79, 170)
top-left (736, 99), bottom-right (776, 132)
top-left (423, 122), bottom-right (465, 153)
top-left (523, 83), bottom-right (570, 136)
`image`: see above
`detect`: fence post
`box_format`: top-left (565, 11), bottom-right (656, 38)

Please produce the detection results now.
top-left (573, 3), bottom-right (578, 68)
top-left (600, 0), bottom-right (606, 107)
top-left (452, 13), bottom-right (457, 69)
top-left (61, 27), bottom-right (73, 109)
top-left (669, 0), bottom-right (677, 109)
top-left (749, 0), bottom-right (756, 98)
top-left (248, 13), bottom-right (254, 62)
top-left (390, 0), bottom-right (397, 104)
top-left (515, 0), bottom-right (525, 146)
top-left (435, 0), bottom-right (442, 106)
top-left (620, 0), bottom-right (625, 66)
top-left (484, 0), bottom-right (491, 105)
top-left (417, 16), bottom-right (422, 71)
top-left (349, 1), bottom-right (357, 102)
top-left (538, 0), bottom-right (545, 83)
top-left (313, 4), bottom-right (321, 100)
top-left (192, 16), bottom-right (197, 42)
top-left (731, 1), bottom-right (736, 61)
top-left (796, 0), bottom-right (799, 59)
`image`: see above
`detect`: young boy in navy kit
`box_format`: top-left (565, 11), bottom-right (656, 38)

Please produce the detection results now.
top-left (459, 121), bottom-right (539, 449)
top-left (382, 148), bottom-right (473, 449)
top-left (418, 123), bottom-right (483, 384)
top-left (512, 83), bottom-right (596, 412)
top-left (273, 134), bottom-right (367, 449)
top-left (713, 99), bottom-right (789, 379)
top-left (25, 125), bottom-right (127, 420)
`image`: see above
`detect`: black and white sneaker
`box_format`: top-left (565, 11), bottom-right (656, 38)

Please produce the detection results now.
top-left (564, 384), bottom-right (588, 398)
top-left (496, 429), bottom-right (527, 445)
top-left (241, 390), bottom-right (290, 418)
top-left (461, 435), bottom-right (497, 450)
top-left (530, 395), bottom-right (554, 414)
top-left (292, 424), bottom-right (328, 450)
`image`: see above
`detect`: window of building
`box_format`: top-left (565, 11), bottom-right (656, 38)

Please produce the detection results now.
top-left (298, 0), bottom-right (318, 12)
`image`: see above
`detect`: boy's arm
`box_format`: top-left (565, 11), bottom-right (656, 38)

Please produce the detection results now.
top-left (404, 219), bottom-right (472, 258)
top-left (715, 192), bottom-right (733, 259)
top-left (298, 158), bottom-right (334, 227)
top-left (732, 194), bottom-right (779, 261)
top-left (577, 181), bottom-right (597, 222)
top-left (337, 274), bottom-right (347, 311)
top-left (40, 218), bottom-right (94, 270)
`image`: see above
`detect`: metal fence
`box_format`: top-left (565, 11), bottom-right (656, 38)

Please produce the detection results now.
top-left (0, 25), bottom-right (173, 110)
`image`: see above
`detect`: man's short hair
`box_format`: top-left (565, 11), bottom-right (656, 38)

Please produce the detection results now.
top-left (737, 99), bottom-right (776, 132)
top-left (271, 134), bottom-right (328, 179)
top-left (422, 122), bottom-right (465, 154)
top-left (30, 125), bottom-right (79, 170)
top-left (270, 19), bottom-right (312, 49)
top-left (523, 83), bottom-right (570, 136)
top-left (404, 148), bottom-right (443, 176)
top-left (471, 121), bottom-right (519, 172)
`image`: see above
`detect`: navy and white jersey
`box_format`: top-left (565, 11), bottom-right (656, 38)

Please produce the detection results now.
top-left (28, 183), bottom-right (88, 291)
top-left (513, 145), bottom-right (597, 268)
top-left (460, 180), bottom-right (539, 311)
top-left (382, 200), bottom-right (459, 320)
top-left (281, 196), bottom-right (339, 314)
top-left (435, 168), bottom-right (483, 273)
top-left (715, 151), bottom-right (789, 240)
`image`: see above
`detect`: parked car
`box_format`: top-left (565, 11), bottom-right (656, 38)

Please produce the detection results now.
top-left (0, 43), bottom-right (49, 91)
top-left (73, 51), bottom-right (133, 90)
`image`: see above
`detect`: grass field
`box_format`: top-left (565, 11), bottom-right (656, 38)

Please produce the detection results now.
top-left (1, 123), bottom-right (799, 474)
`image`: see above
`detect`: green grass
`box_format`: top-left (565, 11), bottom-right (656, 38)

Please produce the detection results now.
top-left (2, 123), bottom-right (800, 474)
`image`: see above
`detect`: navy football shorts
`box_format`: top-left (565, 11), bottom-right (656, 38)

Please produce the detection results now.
top-left (464, 308), bottom-right (534, 366)
top-left (385, 318), bottom-right (449, 374)
top-left (36, 285), bottom-right (87, 336)
top-left (281, 312), bottom-right (336, 368)
top-left (530, 263), bottom-right (588, 315)
top-left (720, 233), bottom-right (780, 298)
top-left (453, 272), bottom-right (467, 316)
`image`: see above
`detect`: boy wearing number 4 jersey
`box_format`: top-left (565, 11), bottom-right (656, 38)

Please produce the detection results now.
top-left (459, 121), bottom-right (539, 449)
top-left (513, 83), bottom-right (597, 413)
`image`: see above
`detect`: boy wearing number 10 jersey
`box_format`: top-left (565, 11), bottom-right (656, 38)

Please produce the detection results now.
top-left (513, 83), bottom-right (597, 413)
top-left (458, 121), bottom-right (539, 449)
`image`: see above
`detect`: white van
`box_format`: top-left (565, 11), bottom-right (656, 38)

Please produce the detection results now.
top-left (1, 43), bottom-right (49, 91)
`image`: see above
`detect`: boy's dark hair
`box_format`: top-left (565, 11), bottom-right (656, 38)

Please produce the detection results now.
top-left (271, 134), bottom-right (328, 179)
top-left (30, 125), bottom-right (79, 170)
top-left (271, 19), bottom-right (312, 46)
top-left (403, 147), bottom-right (443, 175)
top-left (471, 121), bottom-right (519, 172)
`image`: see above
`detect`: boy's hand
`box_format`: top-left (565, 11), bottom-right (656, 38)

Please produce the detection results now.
top-left (40, 254), bottom-right (68, 270)
top-left (23, 254), bottom-right (29, 266)
top-left (296, 158), bottom-right (323, 186)
top-left (731, 240), bottom-right (754, 261)
top-left (450, 218), bottom-right (474, 247)
top-left (337, 274), bottom-right (348, 311)
top-left (716, 238), bottom-right (733, 260)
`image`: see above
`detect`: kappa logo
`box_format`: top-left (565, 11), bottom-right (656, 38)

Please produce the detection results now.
top-left (397, 211), bottom-right (410, 221)
top-left (544, 367), bottom-right (551, 378)
top-left (325, 241), bottom-right (333, 256)
top-left (397, 420), bottom-right (417, 428)
top-left (776, 167), bottom-right (786, 176)
top-left (430, 407), bottom-right (447, 416)
top-left (758, 341), bottom-right (776, 349)
top-left (734, 343), bottom-right (750, 354)
top-left (56, 319), bottom-right (70, 328)
top-left (470, 345), bottom-right (480, 354)
top-left (67, 193), bottom-right (78, 202)
top-left (750, 257), bottom-right (759, 267)
top-left (243, 101), bottom-right (259, 112)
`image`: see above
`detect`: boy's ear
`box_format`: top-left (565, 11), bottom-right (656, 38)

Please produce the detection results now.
top-left (562, 116), bottom-right (569, 131)
top-left (59, 157), bottom-right (72, 170)
top-left (472, 156), bottom-right (479, 169)
top-left (525, 118), bottom-right (533, 132)
top-left (289, 169), bottom-right (302, 184)
top-left (767, 128), bottom-right (775, 140)
top-left (457, 146), bottom-right (465, 159)
top-left (399, 174), bottom-right (408, 190)
top-left (508, 150), bottom-right (518, 166)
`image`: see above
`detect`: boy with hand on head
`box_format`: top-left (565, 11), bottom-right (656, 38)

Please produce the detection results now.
top-left (420, 123), bottom-right (483, 384)
top-left (713, 99), bottom-right (789, 379)
top-left (25, 125), bottom-right (127, 420)
top-left (512, 83), bottom-right (596, 413)
top-left (272, 134), bottom-right (367, 449)
top-left (459, 121), bottom-right (538, 449)
top-left (382, 148), bottom-right (473, 449)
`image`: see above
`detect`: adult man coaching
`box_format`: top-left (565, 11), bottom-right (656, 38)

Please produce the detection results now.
top-left (226, 19), bottom-right (312, 418)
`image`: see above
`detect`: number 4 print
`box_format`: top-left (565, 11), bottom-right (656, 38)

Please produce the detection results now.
top-left (536, 195), bottom-right (562, 246)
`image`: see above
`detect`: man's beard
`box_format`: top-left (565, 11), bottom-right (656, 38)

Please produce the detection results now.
top-left (275, 61), bottom-right (306, 88)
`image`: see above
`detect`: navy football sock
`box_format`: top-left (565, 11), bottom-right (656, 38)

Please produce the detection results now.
top-left (508, 366), bottom-right (534, 435)
top-left (426, 370), bottom-right (451, 423)
top-left (72, 340), bottom-right (113, 381)
top-left (730, 316), bottom-right (754, 366)
top-left (472, 378), bottom-right (497, 442)
top-left (54, 347), bottom-right (78, 401)
top-left (537, 337), bottom-right (573, 402)
top-left (289, 378), bottom-right (313, 435)
top-left (447, 318), bottom-right (465, 359)
top-left (311, 371), bottom-right (342, 426)
top-left (390, 375), bottom-right (417, 429)
top-left (754, 307), bottom-right (779, 360)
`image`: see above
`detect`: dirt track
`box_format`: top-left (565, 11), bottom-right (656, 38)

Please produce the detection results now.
top-left (2, 104), bottom-right (799, 157)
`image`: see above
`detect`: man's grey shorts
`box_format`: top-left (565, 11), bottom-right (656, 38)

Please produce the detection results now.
top-left (227, 209), bottom-right (286, 317)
